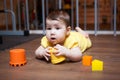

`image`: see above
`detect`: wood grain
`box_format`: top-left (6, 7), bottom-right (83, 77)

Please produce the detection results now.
top-left (0, 35), bottom-right (120, 80)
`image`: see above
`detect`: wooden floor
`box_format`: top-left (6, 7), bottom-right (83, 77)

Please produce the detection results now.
top-left (0, 35), bottom-right (120, 80)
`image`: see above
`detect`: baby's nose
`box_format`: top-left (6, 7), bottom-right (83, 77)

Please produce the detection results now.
top-left (51, 29), bottom-right (56, 34)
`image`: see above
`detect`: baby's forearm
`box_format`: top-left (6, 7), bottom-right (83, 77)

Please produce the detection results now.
top-left (35, 46), bottom-right (44, 58)
top-left (65, 47), bottom-right (82, 61)
top-left (66, 52), bottom-right (82, 61)
top-left (35, 50), bottom-right (43, 59)
top-left (54, 44), bottom-right (82, 62)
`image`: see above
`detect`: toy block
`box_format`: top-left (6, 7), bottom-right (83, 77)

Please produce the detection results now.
top-left (49, 47), bottom-right (66, 64)
top-left (82, 55), bottom-right (92, 66)
top-left (92, 59), bottom-right (103, 71)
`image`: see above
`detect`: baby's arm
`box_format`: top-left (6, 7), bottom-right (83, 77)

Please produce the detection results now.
top-left (35, 46), bottom-right (50, 61)
top-left (54, 44), bottom-right (82, 61)
top-left (67, 47), bottom-right (82, 61)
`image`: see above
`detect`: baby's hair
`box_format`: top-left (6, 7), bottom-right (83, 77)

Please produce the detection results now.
top-left (46, 10), bottom-right (70, 27)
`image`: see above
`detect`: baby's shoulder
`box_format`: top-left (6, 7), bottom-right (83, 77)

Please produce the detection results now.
top-left (70, 31), bottom-right (83, 37)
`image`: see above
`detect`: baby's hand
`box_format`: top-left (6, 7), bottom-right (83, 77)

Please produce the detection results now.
top-left (54, 44), bottom-right (70, 57)
top-left (46, 47), bottom-right (55, 53)
top-left (36, 46), bottom-right (51, 61)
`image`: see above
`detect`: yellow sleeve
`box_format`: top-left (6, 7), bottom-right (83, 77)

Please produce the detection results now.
top-left (64, 32), bottom-right (92, 52)
top-left (79, 37), bottom-right (92, 52)
top-left (41, 36), bottom-right (50, 48)
top-left (77, 33), bottom-right (92, 52)
top-left (64, 32), bottom-right (79, 49)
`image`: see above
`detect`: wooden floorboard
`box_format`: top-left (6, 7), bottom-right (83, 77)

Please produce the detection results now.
top-left (0, 35), bottom-right (120, 80)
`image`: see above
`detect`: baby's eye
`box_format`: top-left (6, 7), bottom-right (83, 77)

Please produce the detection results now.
top-left (46, 27), bottom-right (51, 30)
top-left (56, 27), bottom-right (60, 30)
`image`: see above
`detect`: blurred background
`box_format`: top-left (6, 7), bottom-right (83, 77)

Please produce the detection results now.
top-left (0, 0), bottom-right (120, 36)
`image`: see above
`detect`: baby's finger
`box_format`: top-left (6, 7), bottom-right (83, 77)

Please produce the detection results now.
top-left (46, 47), bottom-right (53, 52)
top-left (45, 52), bottom-right (50, 56)
top-left (53, 49), bottom-right (58, 54)
top-left (43, 55), bottom-right (49, 61)
top-left (55, 52), bottom-right (62, 56)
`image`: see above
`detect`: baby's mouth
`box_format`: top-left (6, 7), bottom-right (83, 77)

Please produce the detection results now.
top-left (51, 37), bottom-right (56, 40)
top-left (50, 37), bottom-right (58, 45)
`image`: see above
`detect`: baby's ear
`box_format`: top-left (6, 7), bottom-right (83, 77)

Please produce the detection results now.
top-left (66, 26), bottom-right (71, 35)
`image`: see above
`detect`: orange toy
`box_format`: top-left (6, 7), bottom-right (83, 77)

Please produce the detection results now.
top-left (82, 55), bottom-right (92, 66)
top-left (49, 47), bottom-right (66, 64)
top-left (9, 49), bottom-right (27, 67)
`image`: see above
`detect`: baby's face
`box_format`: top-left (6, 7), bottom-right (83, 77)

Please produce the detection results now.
top-left (46, 19), bottom-right (70, 45)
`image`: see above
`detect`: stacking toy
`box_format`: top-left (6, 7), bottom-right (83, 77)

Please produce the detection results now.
top-left (9, 49), bottom-right (27, 67)
top-left (92, 59), bottom-right (103, 71)
top-left (82, 55), bottom-right (92, 66)
top-left (49, 47), bottom-right (66, 64)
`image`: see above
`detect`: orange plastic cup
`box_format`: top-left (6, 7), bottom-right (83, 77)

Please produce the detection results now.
top-left (9, 49), bottom-right (27, 67)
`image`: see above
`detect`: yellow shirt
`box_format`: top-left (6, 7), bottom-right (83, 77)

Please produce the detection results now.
top-left (41, 31), bottom-right (92, 52)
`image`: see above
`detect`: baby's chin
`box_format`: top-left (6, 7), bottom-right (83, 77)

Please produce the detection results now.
top-left (51, 42), bottom-right (64, 46)
top-left (49, 42), bottom-right (58, 46)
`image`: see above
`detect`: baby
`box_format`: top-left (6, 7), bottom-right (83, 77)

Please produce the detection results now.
top-left (35, 10), bottom-right (92, 62)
